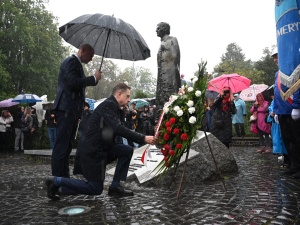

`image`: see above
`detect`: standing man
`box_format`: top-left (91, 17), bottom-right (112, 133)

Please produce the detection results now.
top-left (155, 22), bottom-right (181, 121)
top-left (275, 1), bottom-right (300, 178)
top-left (45, 83), bottom-right (156, 200)
top-left (232, 93), bottom-right (247, 137)
top-left (52, 44), bottom-right (102, 178)
top-left (45, 103), bottom-right (56, 150)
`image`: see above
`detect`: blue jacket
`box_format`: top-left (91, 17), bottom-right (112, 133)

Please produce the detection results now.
top-left (54, 55), bottom-right (97, 117)
top-left (273, 71), bottom-right (293, 115)
top-left (232, 98), bottom-right (246, 124)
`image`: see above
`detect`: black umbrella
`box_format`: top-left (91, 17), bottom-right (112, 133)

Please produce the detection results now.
top-left (261, 84), bottom-right (274, 102)
top-left (59, 13), bottom-right (151, 70)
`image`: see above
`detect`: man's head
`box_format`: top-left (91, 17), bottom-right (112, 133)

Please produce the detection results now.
top-left (271, 47), bottom-right (278, 66)
top-left (112, 83), bottom-right (131, 107)
top-left (84, 102), bottom-right (90, 110)
top-left (77, 44), bottom-right (95, 64)
top-left (156, 22), bottom-right (170, 38)
top-left (130, 102), bottom-right (136, 109)
top-left (234, 93), bottom-right (239, 99)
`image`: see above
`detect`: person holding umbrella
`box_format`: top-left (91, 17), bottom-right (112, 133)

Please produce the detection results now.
top-left (51, 44), bottom-right (102, 178)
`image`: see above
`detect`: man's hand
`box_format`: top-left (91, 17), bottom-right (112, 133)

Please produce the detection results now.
top-left (291, 109), bottom-right (300, 120)
top-left (95, 70), bottom-right (102, 81)
top-left (145, 136), bottom-right (156, 145)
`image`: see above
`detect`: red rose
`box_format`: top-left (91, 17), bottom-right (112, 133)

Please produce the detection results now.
top-left (180, 133), bottom-right (188, 141)
top-left (164, 156), bottom-right (168, 161)
top-left (164, 144), bottom-right (170, 150)
top-left (173, 128), bottom-right (180, 134)
top-left (166, 127), bottom-right (172, 134)
top-left (165, 162), bottom-right (170, 167)
top-left (163, 133), bottom-right (170, 141)
top-left (169, 150), bottom-right (175, 156)
top-left (169, 117), bottom-right (176, 124)
top-left (165, 121), bottom-right (171, 127)
top-left (161, 149), bottom-right (168, 156)
top-left (176, 143), bottom-right (182, 149)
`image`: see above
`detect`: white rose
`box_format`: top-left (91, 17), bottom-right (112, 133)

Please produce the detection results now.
top-left (188, 87), bottom-right (194, 92)
top-left (188, 107), bottom-right (195, 114)
top-left (163, 107), bottom-right (169, 114)
top-left (191, 76), bottom-right (198, 82)
top-left (187, 100), bottom-right (194, 107)
top-left (173, 106), bottom-right (180, 111)
top-left (170, 95), bottom-right (178, 101)
top-left (189, 116), bottom-right (197, 124)
top-left (195, 90), bottom-right (202, 97)
top-left (177, 110), bottom-right (183, 117)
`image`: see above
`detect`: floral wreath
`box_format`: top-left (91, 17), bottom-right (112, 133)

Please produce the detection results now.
top-left (154, 61), bottom-right (208, 176)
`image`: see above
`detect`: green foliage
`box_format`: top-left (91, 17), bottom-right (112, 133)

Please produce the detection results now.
top-left (134, 90), bottom-right (149, 99)
top-left (0, 0), bottom-right (66, 99)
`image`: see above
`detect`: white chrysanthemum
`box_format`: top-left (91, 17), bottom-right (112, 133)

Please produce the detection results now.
top-left (195, 90), bottom-right (202, 97)
top-left (188, 87), bottom-right (194, 92)
top-left (177, 110), bottom-right (183, 117)
top-left (187, 100), bottom-right (194, 107)
top-left (173, 106), bottom-right (180, 111)
top-left (188, 107), bottom-right (195, 114)
top-left (163, 107), bottom-right (169, 114)
top-left (189, 116), bottom-right (197, 124)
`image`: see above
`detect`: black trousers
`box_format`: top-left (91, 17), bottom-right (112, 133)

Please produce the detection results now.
top-left (52, 111), bottom-right (78, 178)
top-left (279, 115), bottom-right (300, 170)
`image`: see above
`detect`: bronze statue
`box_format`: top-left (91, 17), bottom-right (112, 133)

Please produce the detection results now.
top-left (155, 22), bottom-right (181, 119)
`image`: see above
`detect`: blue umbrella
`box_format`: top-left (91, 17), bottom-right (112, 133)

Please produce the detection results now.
top-left (12, 94), bottom-right (42, 103)
top-left (129, 99), bottom-right (149, 109)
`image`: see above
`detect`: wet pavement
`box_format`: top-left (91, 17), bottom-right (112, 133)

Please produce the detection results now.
top-left (1, 146), bottom-right (300, 225)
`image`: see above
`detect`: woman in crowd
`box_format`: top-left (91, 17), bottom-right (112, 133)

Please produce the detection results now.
top-left (0, 110), bottom-right (14, 153)
top-left (21, 106), bottom-right (33, 150)
top-left (209, 87), bottom-right (236, 148)
top-left (250, 93), bottom-right (271, 153)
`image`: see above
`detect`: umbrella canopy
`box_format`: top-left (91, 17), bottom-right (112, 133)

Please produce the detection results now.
top-left (208, 73), bottom-right (251, 94)
top-left (129, 99), bottom-right (149, 109)
top-left (205, 90), bottom-right (219, 100)
top-left (12, 94), bottom-right (42, 103)
top-left (239, 84), bottom-right (269, 101)
top-left (0, 98), bottom-right (19, 108)
top-left (59, 13), bottom-right (151, 69)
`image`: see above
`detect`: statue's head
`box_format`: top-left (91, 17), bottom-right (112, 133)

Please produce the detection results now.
top-left (156, 22), bottom-right (170, 38)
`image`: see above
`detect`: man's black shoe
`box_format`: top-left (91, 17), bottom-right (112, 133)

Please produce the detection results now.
top-left (108, 186), bottom-right (134, 197)
top-left (45, 176), bottom-right (60, 201)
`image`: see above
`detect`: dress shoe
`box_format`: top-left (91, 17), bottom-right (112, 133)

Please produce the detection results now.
top-left (108, 186), bottom-right (134, 197)
top-left (45, 176), bottom-right (60, 200)
top-left (257, 147), bottom-right (265, 153)
top-left (292, 171), bottom-right (300, 179)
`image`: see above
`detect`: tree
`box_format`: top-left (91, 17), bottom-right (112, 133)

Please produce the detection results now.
top-left (254, 47), bottom-right (278, 86)
top-left (0, 0), bottom-right (66, 99)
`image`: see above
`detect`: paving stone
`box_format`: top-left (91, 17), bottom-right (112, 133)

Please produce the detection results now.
top-left (1, 147), bottom-right (300, 224)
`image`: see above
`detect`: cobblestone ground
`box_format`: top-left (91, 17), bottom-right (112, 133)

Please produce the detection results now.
top-left (1, 147), bottom-right (300, 225)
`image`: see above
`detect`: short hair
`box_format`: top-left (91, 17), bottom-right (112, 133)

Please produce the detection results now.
top-left (84, 102), bottom-right (90, 108)
top-left (157, 22), bottom-right (170, 35)
top-left (112, 83), bottom-right (131, 95)
top-left (80, 44), bottom-right (94, 53)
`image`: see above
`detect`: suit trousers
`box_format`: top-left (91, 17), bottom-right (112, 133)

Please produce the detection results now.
top-left (57, 144), bottom-right (134, 195)
top-left (52, 111), bottom-right (78, 178)
top-left (279, 115), bottom-right (300, 170)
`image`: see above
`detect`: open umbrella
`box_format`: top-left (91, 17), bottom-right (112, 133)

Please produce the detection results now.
top-left (261, 84), bottom-right (274, 102)
top-left (208, 73), bottom-right (251, 94)
top-left (129, 99), bottom-right (149, 109)
top-left (59, 13), bottom-right (151, 70)
top-left (12, 94), bottom-right (42, 104)
top-left (0, 98), bottom-right (19, 108)
top-left (239, 84), bottom-right (269, 101)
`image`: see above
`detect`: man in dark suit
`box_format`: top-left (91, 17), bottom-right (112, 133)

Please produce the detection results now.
top-left (51, 44), bottom-right (102, 178)
top-left (45, 83), bottom-right (156, 200)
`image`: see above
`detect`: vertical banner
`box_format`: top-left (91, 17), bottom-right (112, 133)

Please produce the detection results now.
top-left (275, 0), bottom-right (300, 105)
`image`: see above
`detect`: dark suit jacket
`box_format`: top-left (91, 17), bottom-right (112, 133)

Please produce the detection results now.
top-left (54, 55), bottom-right (97, 117)
top-left (76, 95), bottom-right (145, 182)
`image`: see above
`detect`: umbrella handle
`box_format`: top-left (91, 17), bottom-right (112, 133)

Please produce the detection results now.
top-left (99, 29), bottom-right (111, 71)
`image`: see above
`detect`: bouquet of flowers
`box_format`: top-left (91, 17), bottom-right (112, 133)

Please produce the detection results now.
top-left (154, 61), bottom-right (208, 176)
